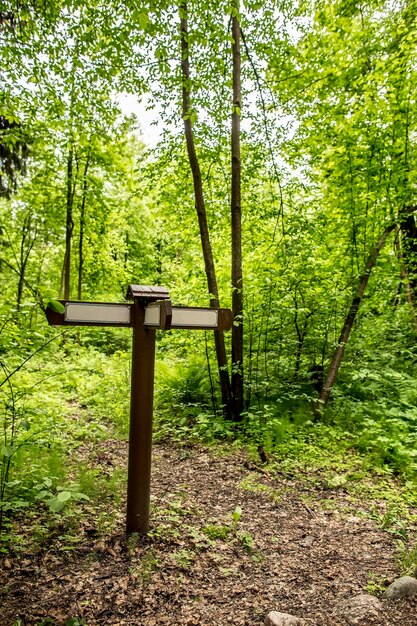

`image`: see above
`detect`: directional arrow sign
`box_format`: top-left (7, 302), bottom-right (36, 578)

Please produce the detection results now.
top-left (45, 301), bottom-right (133, 327)
top-left (144, 302), bottom-right (232, 331)
top-left (65, 302), bottom-right (132, 325)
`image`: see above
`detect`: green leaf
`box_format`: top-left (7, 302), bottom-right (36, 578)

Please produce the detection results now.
top-left (139, 12), bottom-right (149, 29)
top-left (132, 10), bottom-right (149, 29)
top-left (34, 490), bottom-right (51, 500)
top-left (46, 498), bottom-right (66, 513)
top-left (11, 500), bottom-right (30, 509)
top-left (72, 492), bottom-right (90, 501)
top-left (57, 491), bottom-right (72, 502)
top-left (232, 505), bottom-right (242, 526)
top-left (47, 299), bottom-right (65, 314)
top-left (1, 446), bottom-right (15, 458)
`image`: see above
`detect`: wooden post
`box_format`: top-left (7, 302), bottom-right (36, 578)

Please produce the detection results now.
top-left (126, 298), bottom-right (156, 534)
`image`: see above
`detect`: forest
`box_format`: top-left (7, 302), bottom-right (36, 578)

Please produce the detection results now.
top-left (1, 0), bottom-right (417, 625)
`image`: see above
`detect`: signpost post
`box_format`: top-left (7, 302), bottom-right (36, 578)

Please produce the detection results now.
top-left (45, 284), bottom-right (232, 534)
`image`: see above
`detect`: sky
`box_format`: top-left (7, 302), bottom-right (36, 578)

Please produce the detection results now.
top-left (117, 93), bottom-right (162, 147)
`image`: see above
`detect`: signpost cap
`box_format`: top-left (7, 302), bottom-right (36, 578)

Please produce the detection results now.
top-left (126, 284), bottom-right (170, 302)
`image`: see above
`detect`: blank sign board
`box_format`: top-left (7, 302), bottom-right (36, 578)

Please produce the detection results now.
top-left (65, 302), bottom-right (131, 325)
top-left (144, 305), bottom-right (218, 329)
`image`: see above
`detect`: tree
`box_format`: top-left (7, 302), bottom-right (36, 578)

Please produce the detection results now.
top-left (179, 1), bottom-right (232, 417)
top-left (230, 0), bottom-right (244, 419)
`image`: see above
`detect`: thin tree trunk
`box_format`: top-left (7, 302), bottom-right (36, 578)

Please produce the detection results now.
top-left (317, 222), bottom-right (396, 410)
top-left (294, 316), bottom-right (308, 380)
top-left (396, 226), bottom-right (417, 331)
top-left (263, 288), bottom-right (273, 404)
top-left (62, 149), bottom-right (76, 300)
top-left (293, 289), bottom-right (314, 380)
top-left (180, 2), bottom-right (232, 418)
top-left (78, 154), bottom-right (90, 301)
top-left (16, 213), bottom-right (36, 313)
top-left (246, 294), bottom-right (254, 410)
top-left (231, 3), bottom-right (244, 420)
top-left (400, 215), bottom-right (417, 291)
top-left (204, 331), bottom-right (217, 417)
top-left (124, 231), bottom-right (129, 270)
top-left (61, 38), bottom-right (79, 300)
top-left (16, 222), bottom-right (28, 312)
top-left (16, 249), bottom-right (33, 313)
top-left (254, 302), bottom-right (265, 408)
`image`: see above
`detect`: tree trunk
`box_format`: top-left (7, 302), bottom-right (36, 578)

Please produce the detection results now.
top-left (16, 212), bottom-right (36, 313)
top-left (317, 222), bottom-right (396, 410)
top-left (62, 148), bottom-right (76, 300)
top-left (396, 224), bottom-right (417, 331)
top-left (180, 2), bottom-right (232, 418)
top-left (78, 154), bottom-right (90, 301)
top-left (231, 3), bottom-right (244, 420)
top-left (400, 215), bottom-right (417, 290)
top-left (293, 290), bottom-right (314, 380)
top-left (294, 315), bottom-right (308, 380)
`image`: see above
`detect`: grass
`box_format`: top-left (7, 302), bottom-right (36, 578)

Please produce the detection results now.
top-left (240, 474), bottom-right (283, 503)
top-left (396, 539), bottom-right (417, 576)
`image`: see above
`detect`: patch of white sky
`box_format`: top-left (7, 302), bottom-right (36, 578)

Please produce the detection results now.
top-left (117, 92), bottom-right (163, 148)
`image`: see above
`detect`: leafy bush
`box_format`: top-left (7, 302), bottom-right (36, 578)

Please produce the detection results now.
top-left (156, 358), bottom-right (214, 409)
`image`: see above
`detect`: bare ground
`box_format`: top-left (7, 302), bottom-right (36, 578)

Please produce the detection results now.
top-left (1, 440), bottom-right (417, 625)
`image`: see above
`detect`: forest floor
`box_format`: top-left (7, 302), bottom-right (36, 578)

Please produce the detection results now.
top-left (1, 437), bottom-right (417, 626)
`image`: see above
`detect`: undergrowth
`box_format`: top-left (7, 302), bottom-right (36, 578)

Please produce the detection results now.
top-left (2, 328), bottom-right (417, 556)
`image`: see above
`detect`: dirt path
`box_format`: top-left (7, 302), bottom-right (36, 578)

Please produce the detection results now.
top-left (1, 441), bottom-right (417, 625)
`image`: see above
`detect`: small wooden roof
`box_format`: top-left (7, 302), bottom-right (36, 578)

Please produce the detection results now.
top-left (126, 284), bottom-right (170, 301)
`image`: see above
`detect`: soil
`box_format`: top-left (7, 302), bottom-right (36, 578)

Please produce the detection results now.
top-left (1, 440), bottom-right (417, 626)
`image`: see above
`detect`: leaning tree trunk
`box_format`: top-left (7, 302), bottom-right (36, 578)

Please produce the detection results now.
top-left (231, 2), bottom-right (244, 421)
top-left (180, 2), bottom-right (232, 418)
top-left (316, 222), bottom-right (397, 411)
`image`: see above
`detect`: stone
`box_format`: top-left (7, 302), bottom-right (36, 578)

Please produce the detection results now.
top-left (265, 611), bottom-right (303, 626)
top-left (336, 594), bottom-right (382, 625)
top-left (383, 576), bottom-right (417, 599)
top-left (300, 534), bottom-right (315, 547)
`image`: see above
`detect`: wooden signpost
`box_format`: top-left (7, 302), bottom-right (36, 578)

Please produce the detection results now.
top-left (45, 284), bottom-right (233, 534)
